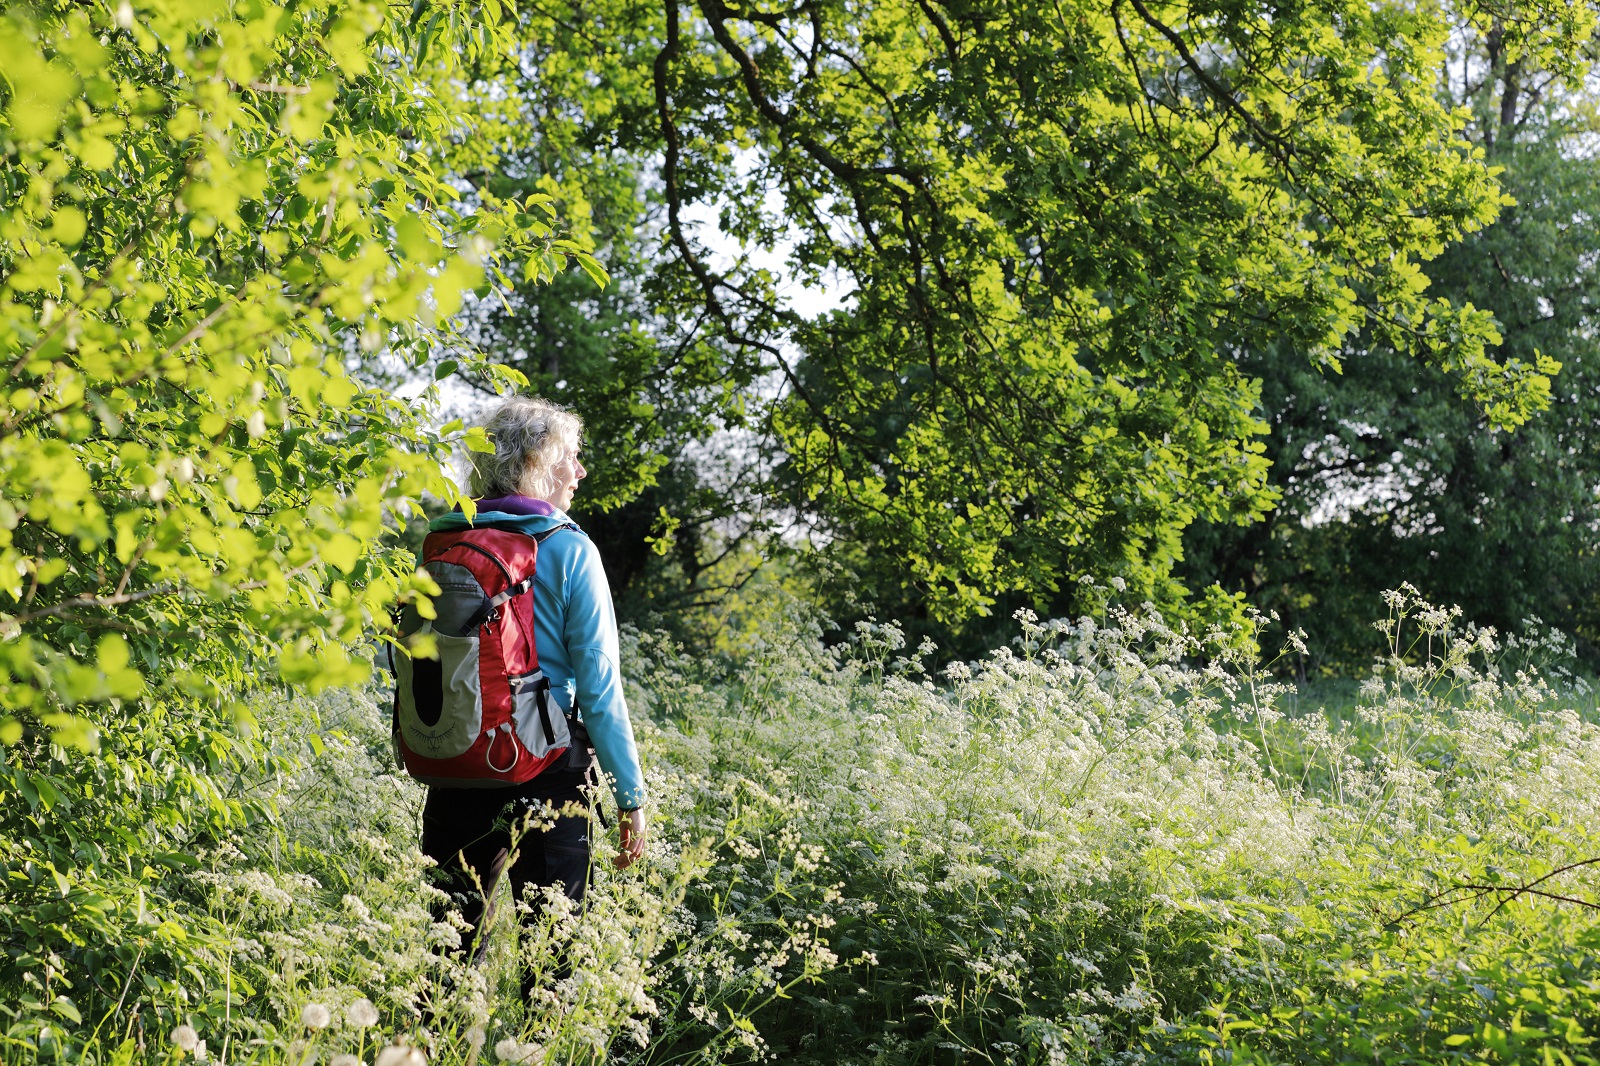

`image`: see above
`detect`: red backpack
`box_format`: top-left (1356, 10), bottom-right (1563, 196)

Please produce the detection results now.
top-left (392, 524), bottom-right (573, 786)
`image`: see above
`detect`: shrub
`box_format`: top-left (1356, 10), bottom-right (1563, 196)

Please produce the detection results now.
top-left (0, 0), bottom-right (598, 1055)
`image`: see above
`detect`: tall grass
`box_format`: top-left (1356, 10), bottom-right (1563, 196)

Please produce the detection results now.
top-left (4, 587), bottom-right (1600, 1064)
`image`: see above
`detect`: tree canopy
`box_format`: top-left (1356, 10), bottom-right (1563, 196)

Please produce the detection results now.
top-left (506, 0), bottom-right (1584, 629)
top-left (1182, 22), bottom-right (1600, 668)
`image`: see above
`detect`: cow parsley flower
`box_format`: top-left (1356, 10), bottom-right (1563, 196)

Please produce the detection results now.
top-left (494, 1039), bottom-right (541, 1063)
top-left (377, 1044), bottom-right (426, 1066)
top-left (342, 894), bottom-right (373, 922)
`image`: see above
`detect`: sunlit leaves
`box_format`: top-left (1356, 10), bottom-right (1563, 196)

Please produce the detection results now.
top-left (0, 0), bottom-right (603, 1008)
top-left (533, 0), bottom-right (1589, 626)
top-left (0, 0), bottom-right (586, 744)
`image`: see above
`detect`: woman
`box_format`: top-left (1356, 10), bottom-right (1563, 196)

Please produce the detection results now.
top-left (418, 396), bottom-right (647, 994)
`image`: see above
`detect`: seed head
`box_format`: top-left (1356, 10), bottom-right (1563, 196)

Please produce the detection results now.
top-left (331, 1055), bottom-right (361, 1066)
top-left (347, 999), bottom-right (379, 1028)
top-left (301, 1003), bottom-right (332, 1030)
top-left (170, 1025), bottom-right (199, 1052)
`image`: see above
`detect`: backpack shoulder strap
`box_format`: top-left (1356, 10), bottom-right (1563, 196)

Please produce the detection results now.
top-left (458, 522), bottom-right (579, 631)
top-left (531, 522), bottom-right (580, 544)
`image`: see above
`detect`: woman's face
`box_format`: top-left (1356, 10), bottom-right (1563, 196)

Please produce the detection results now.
top-left (542, 448), bottom-right (586, 511)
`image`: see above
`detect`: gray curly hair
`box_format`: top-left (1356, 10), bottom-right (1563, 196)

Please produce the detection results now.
top-left (468, 397), bottom-right (584, 499)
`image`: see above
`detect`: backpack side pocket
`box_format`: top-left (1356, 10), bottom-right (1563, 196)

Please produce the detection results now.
top-left (509, 671), bottom-right (571, 758)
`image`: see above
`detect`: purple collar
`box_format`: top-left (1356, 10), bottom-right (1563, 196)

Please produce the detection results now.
top-left (465, 495), bottom-right (555, 517)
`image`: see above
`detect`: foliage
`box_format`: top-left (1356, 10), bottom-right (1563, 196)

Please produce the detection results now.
top-left (510, 0), bottom-right (1591, 629)
top-left (455, 114), bottom-right (752, 518)
top-left (1180, 23), bottom-right (1600, 671)
top-left (626, 587), bottom-right (1600, 1065)
top-left (0, 675), bottom-right (804, 1064)
top-left (0, 0), bottom-right (603, 1046)
top-left (6, 575), bottom-right (1600, 1064)
top-left (449, 58), bottom-right (781, 622)
top-left (0, 0), bottom-right (598, 735)
top-left (0, 628), bottom-right (854, 1063)
top-left (7, 2), bottom-right (1600, 1061)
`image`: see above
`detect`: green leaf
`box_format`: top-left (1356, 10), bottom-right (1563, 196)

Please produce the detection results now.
top-left (41, 713), bottom-right (99, 754)
top-left (395, 213), bottom-right (443, 262)
top-left (51, 207), bottom-right (87, 247)
top-left (31, 775), bottom-right (62, 812)
top-left (572, 250), bottom-right (609, 289)
top-left (283, 78), bottom-right (339, 141)
top-left (154, 852), bottom-right (202, 870)
top-left (49, 997), bottom-right (81, 1024)
top-left (434, 256), bottom-right (484, 319)
top-left (322, 533), bottom-right (362, 574)
top-left (1, 49), bottom-right (77, 141)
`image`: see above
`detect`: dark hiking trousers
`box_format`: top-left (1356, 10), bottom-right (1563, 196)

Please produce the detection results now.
top-left (421, 769), bottom-right (592, 998)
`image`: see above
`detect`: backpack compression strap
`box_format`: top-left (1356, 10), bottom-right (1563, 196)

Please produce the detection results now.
top-left (461, 574), bottom-right (534, 632)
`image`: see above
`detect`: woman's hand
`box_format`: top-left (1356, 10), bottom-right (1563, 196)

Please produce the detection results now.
top-left (615, 808), bottom-right (647, 869)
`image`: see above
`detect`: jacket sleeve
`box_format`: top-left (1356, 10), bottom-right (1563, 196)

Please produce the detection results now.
top-left (562, 535), bottom-right (647, 809)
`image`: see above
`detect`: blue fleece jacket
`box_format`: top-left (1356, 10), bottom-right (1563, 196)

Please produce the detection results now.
top-left (428, 503), bottom-right (647, 809)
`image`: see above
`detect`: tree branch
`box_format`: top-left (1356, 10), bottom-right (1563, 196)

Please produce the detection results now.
top-left (5, 583), bottom-right (178, 627)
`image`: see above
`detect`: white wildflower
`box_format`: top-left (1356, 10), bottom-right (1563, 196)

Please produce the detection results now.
top-left (494, 1039), bottom-right (541, 1063)
top-left (170, 1025), bottom-right (199, 1052)
top-left (301, 1003), bottom-right (332, 1030)
top-left (376, 1045), bottom-right (427, 1066)
top-left (346, 999), bottom-right (379, 1028)
top-left (193, 1040), bottom-right (208, 1061)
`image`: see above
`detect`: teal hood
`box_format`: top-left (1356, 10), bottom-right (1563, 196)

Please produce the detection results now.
top-left (428, 507), bottom-right (575, 538)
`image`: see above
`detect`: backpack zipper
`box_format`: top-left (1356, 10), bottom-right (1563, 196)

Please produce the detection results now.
top-left (437, 539), bottom-right (517, 589)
